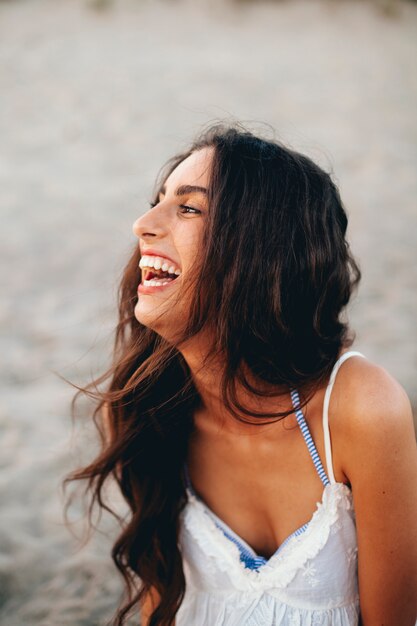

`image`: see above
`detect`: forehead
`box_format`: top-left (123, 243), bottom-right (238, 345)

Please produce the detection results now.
top-left (164, 146), bottom-right (214, 191)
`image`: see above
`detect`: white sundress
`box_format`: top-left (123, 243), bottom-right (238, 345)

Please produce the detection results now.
top-left (176, 351), bottom-right (366, 625)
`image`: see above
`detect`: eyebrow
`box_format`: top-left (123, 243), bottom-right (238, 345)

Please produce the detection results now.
top-left (160, 184), bottom-right (208, 196)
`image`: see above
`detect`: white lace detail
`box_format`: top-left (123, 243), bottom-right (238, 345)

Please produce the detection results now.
top-left (178, 480), bottom-right (359, 625)
top-left (180, 481), bottom-right (354, 591)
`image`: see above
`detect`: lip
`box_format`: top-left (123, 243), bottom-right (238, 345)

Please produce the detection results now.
top-left (140, 248), bottom-right (181, 269)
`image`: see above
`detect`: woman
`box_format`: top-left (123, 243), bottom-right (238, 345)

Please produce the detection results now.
top-left (67, 123), bottom-right (417, 626)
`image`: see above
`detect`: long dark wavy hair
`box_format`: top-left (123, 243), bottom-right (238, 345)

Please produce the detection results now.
top-left (64, 121), bottom-right (361, 626)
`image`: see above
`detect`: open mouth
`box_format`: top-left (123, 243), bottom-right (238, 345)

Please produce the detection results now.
top-left (142, 268), bottom-right (180, 286)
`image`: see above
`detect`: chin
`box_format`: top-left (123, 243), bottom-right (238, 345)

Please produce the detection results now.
top-left (134, 299), bottom-right (171, 335)
top-left (134, 291), bottom-right (191, 343)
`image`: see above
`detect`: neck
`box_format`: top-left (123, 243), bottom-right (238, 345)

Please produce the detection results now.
top-left (177, 333), bottom-right (295, 435)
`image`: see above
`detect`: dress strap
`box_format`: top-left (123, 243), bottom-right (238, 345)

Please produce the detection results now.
top-left (322, 350), bottom-right (366, 484)
top-left (290, 388), bottom-right (330, 487)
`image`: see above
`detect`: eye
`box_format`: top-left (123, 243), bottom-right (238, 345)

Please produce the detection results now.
top-left (147, 200), bottom-right (201, 215)
top-left (179, 205), bottom-right (201, 215)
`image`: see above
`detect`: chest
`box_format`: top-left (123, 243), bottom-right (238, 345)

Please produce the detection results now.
top-left (186, 411), bottom-right (329, 558)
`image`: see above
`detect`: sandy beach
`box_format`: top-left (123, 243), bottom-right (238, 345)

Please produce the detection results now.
top-left (1, 0), bottom-right (416, 623)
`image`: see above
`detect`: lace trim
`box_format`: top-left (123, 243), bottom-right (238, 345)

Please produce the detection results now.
top-left (180, 482), bottom-right (354, 590)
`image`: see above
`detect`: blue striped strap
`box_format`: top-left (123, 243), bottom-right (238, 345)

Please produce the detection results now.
top-left (290, 388), bottom-right (330, 487)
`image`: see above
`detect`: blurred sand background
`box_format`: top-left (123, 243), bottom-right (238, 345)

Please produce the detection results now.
top-left (0, 0), bottom-right (416, 624)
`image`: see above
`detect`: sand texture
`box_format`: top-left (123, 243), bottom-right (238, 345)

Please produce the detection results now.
top-left (1, 0), bottom-right (416, 624)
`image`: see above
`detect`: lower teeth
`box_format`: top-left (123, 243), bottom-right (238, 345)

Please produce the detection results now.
top-left (143, 278), bottom-right (175, 287)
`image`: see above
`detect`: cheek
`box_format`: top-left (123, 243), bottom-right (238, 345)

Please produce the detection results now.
top-left (175, 223), bottom-right (204, 262)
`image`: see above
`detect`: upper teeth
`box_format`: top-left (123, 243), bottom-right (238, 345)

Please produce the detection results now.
top-left (139, 255), bottom-right (181, 275)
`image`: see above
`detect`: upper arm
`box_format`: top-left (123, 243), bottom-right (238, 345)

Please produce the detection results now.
top-left (139, 587), bottom-right (156, 626)
top-left (339, 362), bottom-right (417, 625)
top-left (139, 585), bottom-right (172, 626)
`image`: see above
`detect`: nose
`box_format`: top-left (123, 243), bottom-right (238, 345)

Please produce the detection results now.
top-left (132, 207), bottom-right (166, 239)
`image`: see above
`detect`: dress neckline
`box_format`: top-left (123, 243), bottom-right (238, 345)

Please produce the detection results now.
top-left (183, 478), bottom-right (354, 580)
top-left (184, 465), bottom-right (315, 566)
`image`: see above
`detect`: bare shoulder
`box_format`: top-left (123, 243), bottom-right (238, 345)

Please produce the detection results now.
top-left (329, 356), bottom-right (416, 479)
top-left (330, 353), bottom-right (415, 461)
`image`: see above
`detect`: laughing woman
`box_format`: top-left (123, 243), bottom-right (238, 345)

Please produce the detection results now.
top-left (67, 123), bottom-right (417, 626)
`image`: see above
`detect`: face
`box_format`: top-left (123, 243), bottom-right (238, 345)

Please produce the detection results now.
top-left (132, 146), bottom-right (213, 342)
